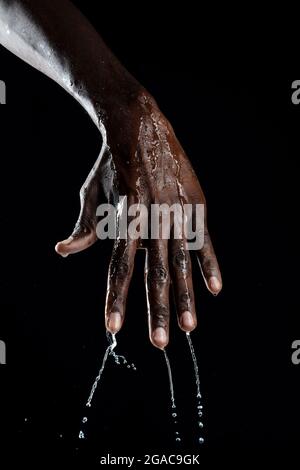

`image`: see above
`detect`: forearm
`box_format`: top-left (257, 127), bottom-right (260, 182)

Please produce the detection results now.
top-left (0, 0), bottom-right (142, 133)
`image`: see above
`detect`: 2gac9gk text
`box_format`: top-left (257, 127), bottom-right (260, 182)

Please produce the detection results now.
top-left (144, 455), bottom-right (200, 465)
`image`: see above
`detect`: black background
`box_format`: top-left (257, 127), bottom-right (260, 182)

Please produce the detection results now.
top-left (0, 1), bottom-right (299, 466)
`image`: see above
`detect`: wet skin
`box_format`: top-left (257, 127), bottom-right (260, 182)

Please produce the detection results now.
top-left (0, 0), bottom-right (222, 349)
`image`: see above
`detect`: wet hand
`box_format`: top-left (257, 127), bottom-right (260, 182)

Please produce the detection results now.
top-left (55, 90), bottom-right (222, 349)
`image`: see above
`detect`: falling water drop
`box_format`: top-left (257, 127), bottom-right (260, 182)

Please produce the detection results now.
top-left (186, 332), bottom-right (205, 446)
top-left (163, 349), bottom-right (182, 444)
top-left (163, 350), bottom-right (176, 409)
top-left (82, 417), bottom-right (88, 424)
top-left (110, 348), bottom-right (136, 370)
top-left (78, 430), bottom-right (85, 439)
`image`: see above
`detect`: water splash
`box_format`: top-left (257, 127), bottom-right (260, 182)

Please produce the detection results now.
top-left (85, 334), bottom-right (117, 408)
top-left (186, 332), bottom-right (205, 445)
top-left (163, 349), bottom-right (182, 444)
top-left (110, 350), bottom-right (137, 370)
top-left (78, 332), bottom-right (136, 440)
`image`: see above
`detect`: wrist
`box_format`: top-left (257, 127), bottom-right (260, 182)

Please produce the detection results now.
top-left (78, 68), bottom-right (145, 135)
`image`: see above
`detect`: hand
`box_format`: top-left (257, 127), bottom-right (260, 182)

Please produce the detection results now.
top-left (55, 89), bottom-right (222, 349)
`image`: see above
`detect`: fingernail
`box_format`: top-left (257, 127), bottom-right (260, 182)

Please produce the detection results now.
top-left (181, 311), bottom-right (195, 329)
top-left (60, 236), bottom-right (74, 246)
top-left (152, 327), bottom-right (167, 347)
top-left (209, 276), bottom-right (222, 293)
top-left (108, 312), bottom-right (122, 333)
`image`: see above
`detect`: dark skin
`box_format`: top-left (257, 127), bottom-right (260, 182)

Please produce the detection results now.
top-left (0, 0), bottom-right (222, 349)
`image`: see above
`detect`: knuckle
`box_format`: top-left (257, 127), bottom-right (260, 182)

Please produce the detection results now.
top-left (72, 214), bottom-right (95, 237)
top-left (178, 289), bottom-right (194, 308)
top-left (106, 291), bottom-right (125, 312)
top-left (79, 185), bottom-right (88, 201)
top-left (151, 304), bottom-right (169, 328)
top-left (173, 248), bottom-right (190, 275)
top-left (79, 177), bottom-right (98, 202)
top-left (201, 255), bottom-right (216, 272)
top-left (110, 253), bottom-right (131, 282)
top-left (115, 261), bottom-right (130, 280)
top-left (148, 264), bottom-right (169, 284)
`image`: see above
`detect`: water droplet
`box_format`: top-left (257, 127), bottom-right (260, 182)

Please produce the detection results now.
top-left (78, 430), bottom-right (85, 439)
top-left (186, 333), bottom-right (205, 441)
top-left (127, 365), bottom-right (130, 368)
top-left (82, 417), bottom-right (88, 423)
top-left (175, 431), bottom-right (179, 435)
top-left (163, 350), bottom-right (182, 445)
top-left (24, 418), bottom-right (28, 422)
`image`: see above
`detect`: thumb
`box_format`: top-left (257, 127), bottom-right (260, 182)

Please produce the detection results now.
top-left (55, 227), bottom-right (97, 257)
top-left (55, 184), bottom-right (99, 257)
